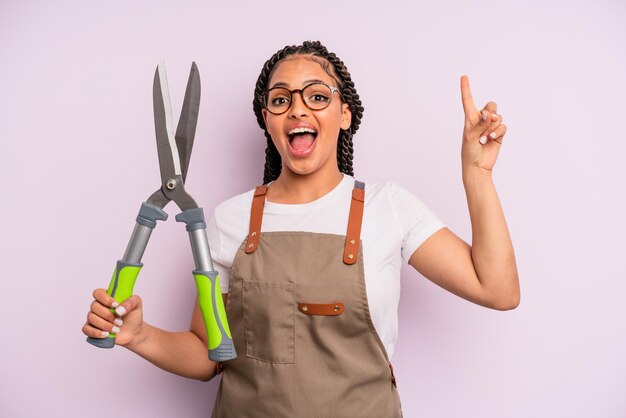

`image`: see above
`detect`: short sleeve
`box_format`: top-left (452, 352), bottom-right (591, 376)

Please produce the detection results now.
top-left (206, 208), bottom-right (231, 292)
top-left (389, 182), bottom-right (446, 263)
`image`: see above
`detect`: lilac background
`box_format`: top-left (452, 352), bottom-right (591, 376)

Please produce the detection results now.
top-left (1, 1), bottom-right (625, 417)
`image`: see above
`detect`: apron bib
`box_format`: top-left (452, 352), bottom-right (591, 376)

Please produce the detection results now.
top-left (211, 181), bottom-right (402, 418)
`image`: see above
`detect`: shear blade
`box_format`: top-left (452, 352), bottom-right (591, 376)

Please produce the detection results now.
top-left (175, 62), bottom-right (201, 183)
top-left (153, 61), bottom-right (183, 183)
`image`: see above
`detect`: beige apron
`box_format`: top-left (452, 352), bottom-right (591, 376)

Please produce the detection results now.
top-left (211, 181), bottom-right (402, 418)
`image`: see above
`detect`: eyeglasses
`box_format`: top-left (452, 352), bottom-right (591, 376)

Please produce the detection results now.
top-left (262, 82), bottom-right (343, 115)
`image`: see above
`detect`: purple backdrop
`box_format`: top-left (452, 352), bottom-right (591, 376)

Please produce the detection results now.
top-left (1, 1), bottom-right (625, 417)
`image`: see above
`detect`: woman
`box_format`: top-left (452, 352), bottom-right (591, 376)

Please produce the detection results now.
top-left (83, 40), bottom-right (519, 417)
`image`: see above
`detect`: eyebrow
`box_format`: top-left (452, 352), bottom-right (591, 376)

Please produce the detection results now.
top-left (269, 79), bottom-right (326, 89)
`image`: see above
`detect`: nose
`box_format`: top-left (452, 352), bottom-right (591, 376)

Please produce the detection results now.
top-left (287, 90), bottom-right (309, 118)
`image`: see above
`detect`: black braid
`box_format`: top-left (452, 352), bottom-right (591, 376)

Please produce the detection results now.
top-left (252, 41), bottom-right (364, 184)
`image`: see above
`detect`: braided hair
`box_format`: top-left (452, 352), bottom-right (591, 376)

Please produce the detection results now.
top-left (252, 41), bottom-right (365, 184)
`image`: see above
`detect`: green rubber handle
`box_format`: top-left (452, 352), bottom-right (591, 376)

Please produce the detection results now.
top-left (86, 260), bottom-right (142, 348)
top-left (194, 270), bottom-right (237, 361)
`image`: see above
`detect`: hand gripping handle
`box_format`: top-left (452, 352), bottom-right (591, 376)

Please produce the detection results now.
top-left (86, 203), bottom-right (167, 348)
top-left (176, 208), bottom-right (237, 362)
top-left (86, 261), bottom-right (142, 348)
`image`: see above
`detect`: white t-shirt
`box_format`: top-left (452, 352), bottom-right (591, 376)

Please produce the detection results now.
top-left (206, 174), bottom-right (446, 359)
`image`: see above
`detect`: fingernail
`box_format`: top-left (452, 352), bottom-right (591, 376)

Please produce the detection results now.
top-left (115, 306), bottom-right (126, 316)
top-left (111, 326), bottom-right (121, 334)
top-left (491, 114), bottom-right (498, 121)
top-left (479, 135), bottom-right (488, 144)
top-left (113, 318), bottom-right (123, 327)
top-left (112, 301), bottom-right (119, 308)
top-left (489, 131), bottom-right (497, 139)
top-left (481, 111), bottom-right (487, 122)
top-left (101, 330), bottom-right (109, 337)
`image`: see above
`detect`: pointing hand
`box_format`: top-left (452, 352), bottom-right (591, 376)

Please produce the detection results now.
top-left (460, 75), bottom-right (507, 174)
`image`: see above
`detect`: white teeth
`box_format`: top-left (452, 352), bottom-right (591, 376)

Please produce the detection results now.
top-left (288, 127), bottom-right (317, 136)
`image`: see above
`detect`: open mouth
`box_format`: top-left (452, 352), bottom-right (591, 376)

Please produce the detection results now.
top-left (287, 127), bottom-right (318, 155)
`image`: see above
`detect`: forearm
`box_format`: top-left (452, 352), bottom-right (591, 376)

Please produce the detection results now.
top-left (124, 322), bottom-right (217, 381)
top-left (463, 168), bottom-right (520, 309)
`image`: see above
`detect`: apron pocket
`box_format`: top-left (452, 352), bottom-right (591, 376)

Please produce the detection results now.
top-left (242, 281), bottom-right (295, 364)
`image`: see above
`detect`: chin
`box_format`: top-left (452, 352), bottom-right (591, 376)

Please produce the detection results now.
top-left (282, 163), bottom-right (318, 177)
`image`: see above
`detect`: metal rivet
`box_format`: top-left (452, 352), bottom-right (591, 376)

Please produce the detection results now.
top-left (348, 253), bottom-right (354, 259)
top-left (251, 231), bottom-right (257, 237)
top-left (166, 179), bottom-right (177, 190)
top-left (334, 305), bottom-right (340, 312)
top-left (302, 305), bottom-right (308, 312)
top-left (349, 239), bottom-right (355, 245)
top-left (248, 243), bottom-right (254, 248)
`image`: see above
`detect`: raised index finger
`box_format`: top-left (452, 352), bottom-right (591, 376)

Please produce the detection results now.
top-left (460, 75), bottom-right (477, 118)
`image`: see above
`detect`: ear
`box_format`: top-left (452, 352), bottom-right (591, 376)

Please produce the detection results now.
top-left (262, 108), bottom-right (268, 127)
top-left (340, 103), bottom-right (352, 130)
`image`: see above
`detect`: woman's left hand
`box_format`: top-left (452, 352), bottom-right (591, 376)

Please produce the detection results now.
top-left (459, 75), bottom-right (507, 174)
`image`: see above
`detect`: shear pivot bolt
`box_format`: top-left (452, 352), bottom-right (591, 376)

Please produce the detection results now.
top-left (166, 179), bottom-right (177, 190)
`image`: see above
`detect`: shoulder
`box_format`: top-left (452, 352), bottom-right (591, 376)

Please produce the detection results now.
top-left (362, 180), bottom-right (420, 207)
top-left (215, 188), bottom-right (253, 209)
top-left (211, 185), bottom-right (259, 233)
top-left (362, 179), bottom-right (443, 234)
top-left (214, 185), bottom-right (258, 216)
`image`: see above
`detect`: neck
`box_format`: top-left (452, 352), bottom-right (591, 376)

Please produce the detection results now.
top-left (267, 168), bottom-right (344, 204)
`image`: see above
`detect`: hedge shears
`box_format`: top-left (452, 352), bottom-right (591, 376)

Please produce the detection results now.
top-left (86, 61), bottom-right (236, 362)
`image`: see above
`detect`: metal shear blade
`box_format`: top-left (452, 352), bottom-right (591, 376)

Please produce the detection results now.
top-left (148, 61), bottom-right (201, 211)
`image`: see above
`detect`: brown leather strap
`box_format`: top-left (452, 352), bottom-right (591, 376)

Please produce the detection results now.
top-left (298, 302), bottom-right (345, 316)
top-left (245, 185), bottom-right (268, 254)
top-left (389, 363), bottom-right (397, 388)
top-left (343, 181), bottom-right (365, 264)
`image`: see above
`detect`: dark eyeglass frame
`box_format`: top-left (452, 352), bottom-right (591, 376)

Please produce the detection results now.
top-left (261, 82), bottom-right (343, 115)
